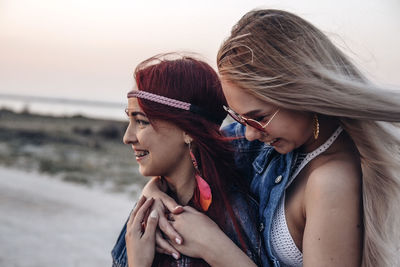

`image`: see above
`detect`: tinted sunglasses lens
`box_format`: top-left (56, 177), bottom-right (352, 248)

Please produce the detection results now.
top-left (227, 110), bottom-right (244, 125)
top-left (246, 119), bottom-right (264, 131)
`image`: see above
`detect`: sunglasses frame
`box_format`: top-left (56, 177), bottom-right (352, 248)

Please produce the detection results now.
top-left (223, 105), bottom-right (280, 132)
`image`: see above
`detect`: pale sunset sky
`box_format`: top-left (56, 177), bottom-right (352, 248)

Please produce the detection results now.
top-left (1, 0), bottom-right (399, 103)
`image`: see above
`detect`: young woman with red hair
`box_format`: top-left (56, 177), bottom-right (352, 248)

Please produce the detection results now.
top-left (111, 54), bottom-right (261, 267)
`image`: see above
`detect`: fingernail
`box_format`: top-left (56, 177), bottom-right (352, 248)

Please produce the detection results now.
top-left (173, 205), bottom-right (183, 212)
top-left (175, 237), bottom-right (182, 245)
top-left (172, 252), bottom-right (179, 260)
top-left (150, 210), bottom-right (158, 219)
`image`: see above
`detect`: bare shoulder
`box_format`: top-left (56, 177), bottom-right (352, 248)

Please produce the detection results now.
top-left (302, 152), bottom-right (363, 265)
top-left (304, 153), bottom-right (362, 205)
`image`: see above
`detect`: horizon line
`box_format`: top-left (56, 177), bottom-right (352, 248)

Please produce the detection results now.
top-left (0, 93), bottom-right (125, 108)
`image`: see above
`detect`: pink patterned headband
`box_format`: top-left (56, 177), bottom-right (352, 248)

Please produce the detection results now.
top-left (127, 90), bottom-right (190, 110)
top-left (127, 90), bottom-right (224, 124)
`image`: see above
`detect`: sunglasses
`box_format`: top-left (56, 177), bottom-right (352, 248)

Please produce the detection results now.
top-left (223, 105), bottom-right (280, 132)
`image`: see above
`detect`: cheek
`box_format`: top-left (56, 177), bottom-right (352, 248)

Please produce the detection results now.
top-left (149, 143), bottom-right (187, 175)
top-left (288, 118), bottom-right (313, 143)
top-left (148, 135), bottom-right (185, 160)
top-left (136, 128), bottom-right (153, 145)
top-left (277, 115), bottom-right (312, 138)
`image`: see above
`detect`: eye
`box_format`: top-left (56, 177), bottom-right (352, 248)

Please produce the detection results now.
top-left (253, 114), bottom-right (269, 123)
top-left (254, 116), bottom-right (266, 122)
top-left (135, 119), bottom-right (150, 127)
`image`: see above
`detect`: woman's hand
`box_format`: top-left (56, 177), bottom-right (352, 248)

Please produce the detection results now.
top-left (141, 177), bottom-right (184, 258)
top-left (169, 206), bottom-right (257, 267)
top-left (168, 206), bottom-right (220, 258)
top-left (125, 196), bottom-right (159, 267)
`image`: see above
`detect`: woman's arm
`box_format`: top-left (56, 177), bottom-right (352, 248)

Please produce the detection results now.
top-left (125, 196), bottom-right (159, 267)
top-left (170, 206), bottom-right (257, 267)
top-left (302, 161), bottom-right (363, 266)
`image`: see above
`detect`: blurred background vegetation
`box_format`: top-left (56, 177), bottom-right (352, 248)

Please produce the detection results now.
top-left (0, 108), bottom-right (147, 197)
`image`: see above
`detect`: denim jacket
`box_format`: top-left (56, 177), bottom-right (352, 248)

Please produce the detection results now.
top-left (111, 186), bottom-right (262, 267)
top-left (223, 122), bottom-right (297, 267)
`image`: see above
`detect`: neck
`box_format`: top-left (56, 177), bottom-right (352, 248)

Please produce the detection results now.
top-left (163, 155), bottom-right (196, 205)
top-left (300, 116), bottom-right (339, 153)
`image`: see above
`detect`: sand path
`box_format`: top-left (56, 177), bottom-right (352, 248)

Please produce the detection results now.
top-left (0, 166), bottom-right (135, 267)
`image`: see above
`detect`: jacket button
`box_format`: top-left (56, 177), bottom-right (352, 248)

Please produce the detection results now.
top-left (274, 175), bottom-right (283, 184)
top-left (259, 222), bottom-right (265, 232)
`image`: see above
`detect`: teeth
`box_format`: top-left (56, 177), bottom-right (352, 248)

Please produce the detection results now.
top-left (135, 151), bottom-right (149, 157)
top-left (266, 139), bottom-right (277, 145)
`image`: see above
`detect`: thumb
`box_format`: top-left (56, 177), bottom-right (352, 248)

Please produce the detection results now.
top-left (143, 210), bottom-right (159, 240)
top-left (159, 193), bottom-right (181, 214)
top-left (171, 205), bottom-right (184, 214)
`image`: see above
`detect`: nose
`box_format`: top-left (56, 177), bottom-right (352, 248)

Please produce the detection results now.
top-left (123, 122), bottom-right (138, 145)
top-left (244, 125), bottom-right (264, 142)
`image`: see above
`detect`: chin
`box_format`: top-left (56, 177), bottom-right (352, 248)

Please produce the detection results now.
top-left (139, 166), bottom-right (162, 178)
top-left (138, 166), bottom-right (151, 177)
top-left (274, 148), bottom-right (287, 155)
top-left (273, 145), bottom-right (291, 155)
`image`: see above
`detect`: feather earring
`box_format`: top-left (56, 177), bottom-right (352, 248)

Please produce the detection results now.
top-left (189, 142), bottom-right (212, 211)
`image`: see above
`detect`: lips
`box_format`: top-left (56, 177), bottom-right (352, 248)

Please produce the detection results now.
top-left (135, 151), bottom-right (149, 157)
top-left (266, 138), bottom-right (280, 146)
top-left (133, 148), bottom-right (149, 159)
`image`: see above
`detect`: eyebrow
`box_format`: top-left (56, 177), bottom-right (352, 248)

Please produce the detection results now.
top-left (126, 110), bottom-right (147, 117)
top-left (242, 109), bottom-right (264, 117)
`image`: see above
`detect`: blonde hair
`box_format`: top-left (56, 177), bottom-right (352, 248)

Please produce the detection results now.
top-left (217, 9), bottom-right (400, 267)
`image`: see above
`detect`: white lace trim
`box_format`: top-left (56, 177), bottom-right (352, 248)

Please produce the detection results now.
top-left (286, 126), bottom-right (343, 189)
top-left (271, 192), bottom-right (303, 267)
top-left (270, 126), bottom-right (343, 266)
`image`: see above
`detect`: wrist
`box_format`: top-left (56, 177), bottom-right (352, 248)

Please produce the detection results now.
top-left (132, 260), bottom-right (151, 267)
top-left (142, 177), bottom-right (167, 197)
top-left (202, 229), bottom-right (231, 265)
top-left (203, 230), bottom-right (256, 267)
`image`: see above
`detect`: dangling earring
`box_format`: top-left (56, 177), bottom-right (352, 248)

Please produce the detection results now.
top-left (313, 113), bottom-right (319, 140)
top-left (188, 142), bottom-right (212, 212)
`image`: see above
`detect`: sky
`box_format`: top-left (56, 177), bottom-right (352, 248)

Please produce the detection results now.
top-left (1, 0), bottom-right (399, 104)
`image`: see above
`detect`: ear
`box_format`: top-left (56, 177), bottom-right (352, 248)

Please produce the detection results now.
top-left (183, 132), bottom-right (193, 144)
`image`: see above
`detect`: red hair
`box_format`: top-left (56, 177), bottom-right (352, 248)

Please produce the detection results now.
top-left (134, 54), bottom-right (247, 267)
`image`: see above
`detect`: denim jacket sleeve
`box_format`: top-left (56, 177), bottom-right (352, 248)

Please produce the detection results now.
top-left (111, 213), bottom-right (129, 267)
top-left (224, 187), bottom-right (264, 266)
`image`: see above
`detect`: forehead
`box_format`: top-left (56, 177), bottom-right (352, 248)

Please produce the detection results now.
top-left (220, 78), bottom-right (273, 114)
top-left (126, 96), bottom-right (181, 132)
top-left (127, 98), bottom-right (142, 111)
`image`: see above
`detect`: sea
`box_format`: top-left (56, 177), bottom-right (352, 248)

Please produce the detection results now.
top-left (0, 93), bottom-right (126, 121)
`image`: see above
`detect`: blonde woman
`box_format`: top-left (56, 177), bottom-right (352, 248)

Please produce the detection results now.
top-left (142, 9), bottom-right (400, 267)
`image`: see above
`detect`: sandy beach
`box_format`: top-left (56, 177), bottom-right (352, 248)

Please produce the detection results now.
top-left (0, 166), bottom-right (136, 267)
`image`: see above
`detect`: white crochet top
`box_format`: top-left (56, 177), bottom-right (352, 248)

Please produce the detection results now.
top-left (270, 126), bottom-right (343, 267)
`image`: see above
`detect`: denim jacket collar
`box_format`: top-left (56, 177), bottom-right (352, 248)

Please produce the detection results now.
top-left (252, 145), bottom-right (274, 174)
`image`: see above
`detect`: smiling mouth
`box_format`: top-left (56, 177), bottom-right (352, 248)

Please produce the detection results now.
top-left (266, 138), bottom-right (279, 146)
top-left (135, 150), bottom-right (149, 158)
